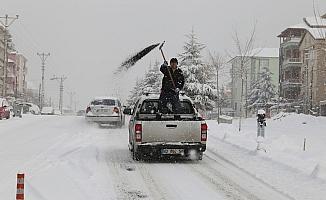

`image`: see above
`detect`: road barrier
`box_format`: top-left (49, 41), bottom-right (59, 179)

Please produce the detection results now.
top-left (16, 173), bottom-right (24, 200)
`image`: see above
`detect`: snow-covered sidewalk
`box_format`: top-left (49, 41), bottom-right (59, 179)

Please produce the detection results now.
top-left (207, 113), bottom-right (326, 200)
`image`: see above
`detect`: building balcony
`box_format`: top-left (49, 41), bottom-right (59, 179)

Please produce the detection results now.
top-left (281, 37), bottom-right (301, 48)
top-left (282, 58), bottom-right (302, 70)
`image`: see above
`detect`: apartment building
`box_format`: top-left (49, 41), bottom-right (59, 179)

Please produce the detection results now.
top-left (298, 17), bottom-right (326, 115)
top-left (231, 48), bottom-right (279, 117)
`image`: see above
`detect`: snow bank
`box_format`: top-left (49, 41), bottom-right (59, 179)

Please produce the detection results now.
top-left (207, 113), bottom-right (326, 199)
top-left (209, 113), bottom-right (326, 178)
top-left (311, 162), bottom-right (326, 180)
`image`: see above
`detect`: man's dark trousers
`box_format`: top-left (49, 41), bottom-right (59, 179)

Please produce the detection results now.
top-left (159, 91), bottom-right (181, 114)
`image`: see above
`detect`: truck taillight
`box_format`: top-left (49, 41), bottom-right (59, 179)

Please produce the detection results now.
top-left (201, 123), bottom-right (208, 141)
top-left (135, 124), bottom-right (142, 142)
top-left (86, 106), bottom-right (91, 113)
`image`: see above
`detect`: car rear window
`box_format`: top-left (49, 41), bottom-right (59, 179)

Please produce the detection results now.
top-left (91, 99), bottom-right (116, 106)
top-left (139, 100), bottom-right (195, 114)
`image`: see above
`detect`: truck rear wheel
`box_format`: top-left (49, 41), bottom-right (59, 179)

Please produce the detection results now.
top-left (198, 152), bottom-right (203, 160)
top-left (132, 145), bottom-right (141, 161)
top-left (117, 121), bottom-right (123, 128)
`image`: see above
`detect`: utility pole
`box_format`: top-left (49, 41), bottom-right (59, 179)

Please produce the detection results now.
top-left (50, 75), bottom-right (67, 114)
top-left (38, 83), bottom-right (41, 106)
top-left (37, 52), bottom-right (50, 109)
top-left (0, 14), bottom-right (18, 97)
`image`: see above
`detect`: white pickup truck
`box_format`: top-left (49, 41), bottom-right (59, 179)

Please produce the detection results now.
top-left (123, 93), bottom-right (207, 161)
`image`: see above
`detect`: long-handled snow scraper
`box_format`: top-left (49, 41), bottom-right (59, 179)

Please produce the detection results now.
top-left (159, 41), bottom-right (176, 89)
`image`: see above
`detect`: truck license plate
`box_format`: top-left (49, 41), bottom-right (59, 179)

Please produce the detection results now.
top-left (161, 149), bottom-right (184, 155)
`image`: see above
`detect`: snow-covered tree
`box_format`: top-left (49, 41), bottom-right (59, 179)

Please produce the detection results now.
top-left (247, 66), bottom-right (276, 109)
top-left (127, 61), bottom-right (162, 106)
top-left (141, 61), bottom-right (162, 94)
top-left (179, 29), bottom-right (216, 110)
top-left (127, 79), bottom-right (144, 106)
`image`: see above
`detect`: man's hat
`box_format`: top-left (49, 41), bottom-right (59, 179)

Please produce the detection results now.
top-left (170, 58), bottom-right (178, 64)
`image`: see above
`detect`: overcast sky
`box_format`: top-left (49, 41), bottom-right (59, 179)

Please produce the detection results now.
top-left (1, 0), bottom-right (325, 109)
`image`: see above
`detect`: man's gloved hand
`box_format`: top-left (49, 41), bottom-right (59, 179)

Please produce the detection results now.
top-left (163, 61), bottom-right (168, 66)
top-left (175, 88), bottom-right (180, 93)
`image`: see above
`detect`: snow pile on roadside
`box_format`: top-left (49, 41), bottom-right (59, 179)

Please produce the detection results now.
top-left (207, 113), bottom-right (326, 199)
top-left (208, 113), bottom-right (326, 180)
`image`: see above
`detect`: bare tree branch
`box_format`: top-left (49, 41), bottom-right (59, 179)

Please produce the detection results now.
top-left (230, 25), bottom-right (257, 131)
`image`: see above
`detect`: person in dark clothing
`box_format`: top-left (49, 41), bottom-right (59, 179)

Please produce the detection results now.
top-left (159, 58), bottom-right (185, 114)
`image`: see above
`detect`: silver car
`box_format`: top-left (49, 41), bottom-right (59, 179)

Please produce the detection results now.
top-left (85, 97), bottom-right (125, 127)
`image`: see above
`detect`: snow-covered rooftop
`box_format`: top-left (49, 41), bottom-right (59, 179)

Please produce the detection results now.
top-left (287, 23), bottom-right (308, 29)
top-left (229, 48), bottom-right (279, 63)
top-left (279, 16), bottom-right (326, 39)
top-left (306, 27), bottom-right (326, 39)
top-left (304, 17), bottom-right (326, 28)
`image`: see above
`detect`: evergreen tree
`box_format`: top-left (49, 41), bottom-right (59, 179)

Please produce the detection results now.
top-left (127, 79), bottom-right (144, 106)
top-left (142, 61), bottom-right (162, 94)
top-left (127, 61), bottom-right (162, 106)
top-left (179, 29), bottom-right (216, 110)
top-left (247, 66), bottom-right (276, 109)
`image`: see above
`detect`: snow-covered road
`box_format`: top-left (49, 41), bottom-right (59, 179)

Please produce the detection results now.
top-left (0, 115), bottom-right (291, 200)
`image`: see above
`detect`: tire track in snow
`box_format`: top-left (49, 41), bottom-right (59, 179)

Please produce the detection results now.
top-left (105, 147), bottom-right (172, 200)
top-left (187, 159), bottom-right (260, 200)
top-left (206, 136), bottom-right (296, 200)
top-left (105, 150), bottom-right (150, 199)
top-left (204, 149), bottom-right (294, 200)
top-left (135, 162), bottom-right (169, 200)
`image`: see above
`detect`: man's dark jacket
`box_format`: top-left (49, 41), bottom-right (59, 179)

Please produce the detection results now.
top-left (160, 63), bottom-right (185, 94)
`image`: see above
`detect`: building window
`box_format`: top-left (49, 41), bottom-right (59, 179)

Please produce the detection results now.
top-left (261, 59), bottom-right (269, 69)
top-left (293, 49), bottom-right (300, 58)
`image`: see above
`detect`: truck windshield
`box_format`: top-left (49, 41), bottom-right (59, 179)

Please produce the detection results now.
top-left (139, 100), bottom-right (195, 114)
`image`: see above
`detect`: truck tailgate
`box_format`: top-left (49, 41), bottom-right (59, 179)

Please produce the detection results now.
top-left (141, 121), bottom-right (201, 143)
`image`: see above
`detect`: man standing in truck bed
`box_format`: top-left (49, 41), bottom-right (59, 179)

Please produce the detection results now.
top-left (159, 58), bottom-right (185, 114)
